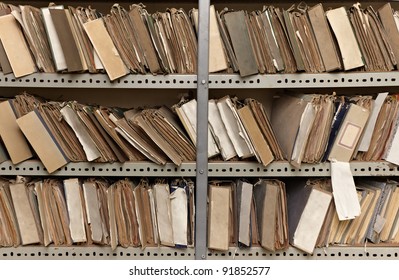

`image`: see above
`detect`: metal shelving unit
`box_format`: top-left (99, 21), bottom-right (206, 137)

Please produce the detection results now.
top-left (0, 0), bottom-right (399, 261)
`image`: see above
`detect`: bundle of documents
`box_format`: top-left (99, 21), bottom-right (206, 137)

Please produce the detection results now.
top-left (208, 179), bottom-right (288, 251)
top-left (1, 2), bottom-right (399, 77)
top-left (316, 179), bottom-right (399, 247)
top-left (0, 176), bottom-right (195, 249)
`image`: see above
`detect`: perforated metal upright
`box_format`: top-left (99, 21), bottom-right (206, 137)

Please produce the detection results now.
top-left (195, 0), bottom-right (210, 260)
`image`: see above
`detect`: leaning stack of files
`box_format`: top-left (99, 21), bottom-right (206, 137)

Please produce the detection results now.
top-left (0, 1), bottom-right (198, 79)
top-left (207, 179), bottom-right (288, 251)
top-left (316, 178), bottom-right (399, 248)
top-left (0, 92), bottom-right (200, 172)
top-left (0, 176), bottom-right (195, 249)
top-left (2, 2), bottom-right (399, 78)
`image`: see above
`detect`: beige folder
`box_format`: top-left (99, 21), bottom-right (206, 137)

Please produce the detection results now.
top-left (208, 183), bottom-right (231, 251)
top-left (63, 178), bottom-right (87, 243)
top-left (153, 182), bottom-right (174, 247)
top-left (0, 14), bottom-right (36, 77)
top-left (0, 100), bottom-right (33, 164)
top-left (83, 18), bottom-right (128, 81)
top-left (10, 181), bottom-right (41, 245)
top-left (326, 7), bottom-right (364, 71)
top-left (16, 109), bottom-right (69, 173)
top-left (191, 5), bottom-right (228, 73)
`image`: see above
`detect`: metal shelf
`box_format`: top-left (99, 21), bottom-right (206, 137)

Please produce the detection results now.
top-left (0, 245), bottom-right (397, 260)
top-left (3, 72), bottom-right (399, 89)
top-left (209, 72), bottom-right (399, 89)
top-left (1, 160), bottom-right (397, 177)
top-left (0, 73), bottom-right (198, 89)
top-left (0, 160), bottom-right (197, 177)
top-left (207, 246), bottom-right (399, 260)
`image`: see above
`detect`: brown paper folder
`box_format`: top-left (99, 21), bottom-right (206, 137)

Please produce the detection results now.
top-left (308, 4), bottom-right (341, 72)
top-left (49, 8), bottom-right (85, 72)
top-left (253, 179), bottom-right (288, 251)
top-left (270, 94), bottom-right (312, 161)
top-left (83, 18), bottom-right (128, 81)
top-left (0, 178), bottom-right (21, 246)
top-left (0, 100), bottom-right (33, 164)
top-left (0, 14), bottom-right (36, 77)
top-left (16, 109), bottom-right (69, 173)
top-left (208, 183), bottom-right (232, 251)
top-left (237, 105), bottom-right (274, 167)
top-left (379, 3), bottom-right (399, 67)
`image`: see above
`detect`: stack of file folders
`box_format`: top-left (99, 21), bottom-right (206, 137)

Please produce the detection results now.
top-left (1, 91), bottom-right (399, 172)
top-left (285, 177), bottom-right (399, 254)
top-left (0, 92), bottom-right (284, 173)
top-left (206, 177), bottom-right (399, 253)
top-left (1, 2), bottom-right (399, 78)
top-left (207, 179), bottom-right (289, 252)
top-left (0, 176), bottom-right (195, 249)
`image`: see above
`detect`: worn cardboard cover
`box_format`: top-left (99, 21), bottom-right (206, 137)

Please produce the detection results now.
top-left (0, 100), bottom-right (33, 164)
top-left (16, 109), bottom-right (69, 173)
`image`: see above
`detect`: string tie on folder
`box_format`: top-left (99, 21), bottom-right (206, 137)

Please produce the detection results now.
top-left (297, 2), bottom-right (308, 13)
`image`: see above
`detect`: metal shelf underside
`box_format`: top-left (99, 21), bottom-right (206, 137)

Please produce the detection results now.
top-left (0, 246), bottom-right (397, 260)
top-left (3, 72), bottom-right (399, 89)
top-left (1, 160), bottom-right (397, 177)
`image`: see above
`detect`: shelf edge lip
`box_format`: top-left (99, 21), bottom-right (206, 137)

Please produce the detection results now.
top-left (0, 160), bottom-right (396, 176)
top-left (0, 73), bottom-right (198, 89)
top-left (2, 72), bottom-right (399, 89)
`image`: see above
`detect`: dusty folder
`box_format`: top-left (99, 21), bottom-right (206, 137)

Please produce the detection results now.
top-left (208, 99), bottom-right (236, 161)
top-left (236, 180), bottom-right (253, 247)
top-left (286, 178), bottom-right (332, 254)
top-left (61, 104), bottom-right (101, 162)
top-left (271, 94), bottom-right (313, 161)
top-left (208, 183), bottom-right (231, 251)
top-left (63, 178), bottom-right (87, 243)
top-left (253, 179), bottom-right (288, 251)
top-left (326, 7), bottom-right (364, 71)
top-left (83, 18), bottom-right (128, 81)
top-left (128, 4), bottom-right (160, 74)
top-left (379, 3), bottom-right (399, 66)
top-left (191, 5), bottom-right (228, 73)
top-left (237, 104), bottom-right (274, 166)
top-left (217, 96), bottom-right (254, 159)
top-left (0, 14), bottom-right (36, 77)
top-left (41, 5), bottom-right (67, 71)
top-left (328, 103), bottom-right (370, 162)
top-left (16, 109), bottom-right (69, 173)
top-left (9, 181), bottom-right (41, 245)
top-left (49, 8), bottom-right (85, 72)
top-left (0, 100), bottom-right (33, 164)
top-left (174, 98), bottom-right (220, 158)
top-left (153, 182), bottom-right (174, 247)
top-left (222, 10), bottom-right (258, 77)
top-left (307, 4), bottom-right (341, 72)
top-left (0, 178), bottom-right (21, 247)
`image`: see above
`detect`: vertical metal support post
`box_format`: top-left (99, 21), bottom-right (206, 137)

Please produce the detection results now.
top-left (195, 0), bottom-right (210, 260)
